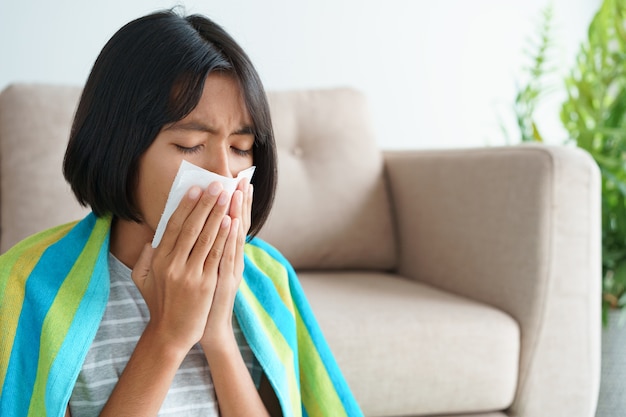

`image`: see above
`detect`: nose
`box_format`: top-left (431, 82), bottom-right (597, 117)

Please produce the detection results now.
top-left (201, 144), bottom-right (232, 178)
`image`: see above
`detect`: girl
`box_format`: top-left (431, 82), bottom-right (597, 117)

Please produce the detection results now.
top-left (0, 10), bottom-right (362, 417)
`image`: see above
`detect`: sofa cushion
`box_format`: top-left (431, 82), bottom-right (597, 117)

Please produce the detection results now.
top-left (259, 89), bottom-right (396, 270)
top-left (0, 84), bottom-right (89, 252)
top-left (299, 271), bottom-right (520, 417)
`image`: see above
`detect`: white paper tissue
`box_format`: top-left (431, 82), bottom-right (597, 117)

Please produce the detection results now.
top-left (152, 160), bottom-right (256, 248)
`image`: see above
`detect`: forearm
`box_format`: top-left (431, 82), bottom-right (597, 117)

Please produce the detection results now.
top-left (99, 324), bottom-right (187, 417)
top-left (203, 334), bottom-right (270, 417)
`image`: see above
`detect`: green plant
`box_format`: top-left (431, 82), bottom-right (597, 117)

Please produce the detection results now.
top-left (560, 0), bottom-right (626, 323)
top-left (507, 0), bottom-right (626, 324)
top-left (511, 3), bottom-right (555, 144)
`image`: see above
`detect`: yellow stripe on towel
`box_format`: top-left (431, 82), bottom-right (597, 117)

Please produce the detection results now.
top-left (295, 306), bottom-right (347, 417)
top-left (244, 244), bottom-right (294, 315)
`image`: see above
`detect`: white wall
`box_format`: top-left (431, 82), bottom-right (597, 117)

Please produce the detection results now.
top-left (0, 0), bottom-right (601, 149)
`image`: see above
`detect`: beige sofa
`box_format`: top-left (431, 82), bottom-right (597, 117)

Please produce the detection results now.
top-left (0, 84), bottom-right (601, 417)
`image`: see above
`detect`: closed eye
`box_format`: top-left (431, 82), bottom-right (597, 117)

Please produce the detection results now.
top-left (175, 144), bottom-right (203, 154)
top-left (231, 146), bottom-right (253, 157)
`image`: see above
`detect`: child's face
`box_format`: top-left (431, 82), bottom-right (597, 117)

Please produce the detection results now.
top-left (135, 72), bottom-right (255, 232)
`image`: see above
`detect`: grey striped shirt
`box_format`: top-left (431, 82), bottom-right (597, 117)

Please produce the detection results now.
top-left (68, 253), bottom-right (262, 416)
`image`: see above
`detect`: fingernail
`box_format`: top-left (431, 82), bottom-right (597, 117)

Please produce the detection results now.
top-left (188, 186), bottom-right (201, 200)
top-left (221, 215), bottom-right (231, 228)
top-left (218, 191), bottom-right (230, 206)
top-left (208, 182), bottom-right (222, 196)
top-left (234, 190), bottom-right (243, 206)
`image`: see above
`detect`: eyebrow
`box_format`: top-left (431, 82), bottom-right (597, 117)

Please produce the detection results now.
top-left (169, 121), bottom-right (254, 136)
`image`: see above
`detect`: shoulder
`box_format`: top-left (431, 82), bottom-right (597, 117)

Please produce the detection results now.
top-left (244, 236), bottom-right (295, 275)
top-left (245, 236), bottom-right (285, 260)
top-left (1, 221), bottom-right (78, 262)
top-left (0, 220), bottom-right (80, 294)
top-left (0, 213), bottom-right (109, 268)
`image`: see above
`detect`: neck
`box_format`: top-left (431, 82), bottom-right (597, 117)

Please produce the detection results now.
top-left (110, 217), bottom-right (154, 269)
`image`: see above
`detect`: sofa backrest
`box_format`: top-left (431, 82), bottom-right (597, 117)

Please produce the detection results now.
top-left (260, 89), bottom-right (396, 270)
top-left (0, 84), bottom-right (396, 270)
top-left (0, 84), bottom-right (89, 253)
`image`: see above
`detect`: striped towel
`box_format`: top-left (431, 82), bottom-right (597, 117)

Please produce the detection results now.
top-left (0, 212), bottom-right (363, 417)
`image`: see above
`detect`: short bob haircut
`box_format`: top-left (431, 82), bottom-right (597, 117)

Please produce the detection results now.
top-left (63, 10), bottom-right (277, 238)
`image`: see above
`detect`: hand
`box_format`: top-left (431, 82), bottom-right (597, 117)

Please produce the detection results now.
top-left (131, 182), bottom-right (233, 354)
top-left (200, 179), bottom-right (253, 351)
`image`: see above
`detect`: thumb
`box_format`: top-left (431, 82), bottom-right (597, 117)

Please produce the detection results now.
top-left (131, 243), bottom-right (154, 296)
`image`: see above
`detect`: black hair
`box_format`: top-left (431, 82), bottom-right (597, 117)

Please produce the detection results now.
top-left (63, 10), bottom-right (277, 238)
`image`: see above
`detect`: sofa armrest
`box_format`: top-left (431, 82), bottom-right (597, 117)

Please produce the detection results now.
top-left (384, 144), bottom-right (601, 417)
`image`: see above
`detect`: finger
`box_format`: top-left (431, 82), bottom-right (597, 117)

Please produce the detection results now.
top-left (188, 188), bottom-right (231, 268)
top-left (228, 189), bottom-right (244, 228)
top-left (233, 189), bottom-right (249, 239)
top-left (158, 186), bottom-right (202, 254)
top-left (236, 177), bottom-right (249, 194)
top-left (236, 178), bottom-right (252, 236)
top-left (202, 214), bottom-right (232, 275)
top-left (234, 216), bottom-right (246, 278)
top-left (218, 217), bottom-right (240, 280)
top-left (131, 243), bottom-right (155, 297)
top-left (237, 186), bottom-right (250, 238)
top-left (209, 218), bottom-right (241, 317)
top-left (233, 177), bottom-right (248, 209)
top-left (171, 182), bottom-right (227, 260)
top-left (244, 183), bottom-right (253, 236)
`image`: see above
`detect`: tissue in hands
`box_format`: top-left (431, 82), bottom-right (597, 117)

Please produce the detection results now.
top-left (152, 160), bottom-right (256, 248)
